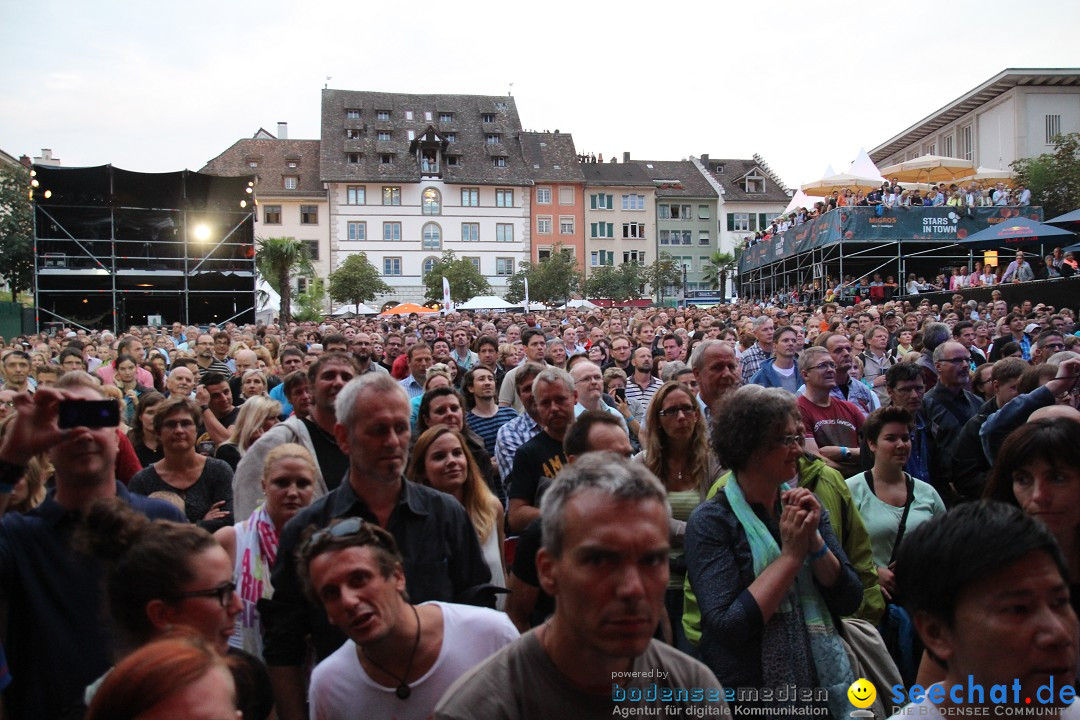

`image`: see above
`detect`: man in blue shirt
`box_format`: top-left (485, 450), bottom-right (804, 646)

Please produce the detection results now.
top-left (0, 372), bottom-right (185, 720)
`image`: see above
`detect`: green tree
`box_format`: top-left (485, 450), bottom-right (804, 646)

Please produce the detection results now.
top-left (0, 165), bottom-right (35, 300)
top-left (583, 263), bottom-right (644, 302)
top-left (255, 236), bottom-right (311, 326)
top-left (422, 250), bottom-right (491, 305)
top-left (292, 277), bottom-right (328, 322)
top-left (328, 252), bottom-right (391, 312)
top-left (1012, 132), bottom-right (1080, 219)
top-left (642, 252), bottom-right (683, 304)
top-left (701, 251), bottom-right (736, 297)
top-left (505, 243), bottom-right (582, 306)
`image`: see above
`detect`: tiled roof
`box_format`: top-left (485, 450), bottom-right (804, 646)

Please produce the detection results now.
top-left (697, 157), bottom-right (790, 203)
top-left (580, 161), bottom-right (654, 187)
top-left (629, 160), bottom-right (718, 198)
top-left (520, 132), bottom-right (584, 183)
top-left (320, 89), bottom-right (532, 186)
top-left (200, 137), bottom-right (323, 197)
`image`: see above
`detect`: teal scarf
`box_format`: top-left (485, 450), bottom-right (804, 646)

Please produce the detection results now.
top-left (725, 473), bottom-right (855, 718)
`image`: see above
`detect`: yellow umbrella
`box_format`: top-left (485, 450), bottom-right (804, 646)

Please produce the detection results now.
top-left (957, 166), bottom-right (1016, 188)
top-left (800, 172), bottom-right (886, 196)
top-left (879, 155), bottom-right (975, 184)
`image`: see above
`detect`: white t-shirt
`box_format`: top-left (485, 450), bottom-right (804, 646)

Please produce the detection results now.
top-left (889, 685), bottom-right (1080, 718)
top-left (308, 602), bottom-right (519, 720)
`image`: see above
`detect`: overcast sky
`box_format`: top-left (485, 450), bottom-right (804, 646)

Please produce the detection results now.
top-left (3, 0), bottom-right (1078, 190)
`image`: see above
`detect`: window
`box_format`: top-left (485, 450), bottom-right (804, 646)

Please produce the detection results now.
top-left (496, 257), bottom-right (514, 276)
top-left (482, 113), bottom-right (497, 123)
top-left (382, 187), bottom-right (401, 206)
top-left (661, 204), bottom-right (692, 220)
top-left (422, 188), bottom-right (441, 215)
top-left (445, 133), bottom-right (457, 143)
top-left (346, 153), bottom-right (360, 164)
top-left (680, 231), bottom-right (692, 245)
top-left (559, 216), bottom-right (575, 235)
top-left (590, 251), bottom-right (615, 266)
top-left (446, 155), bottom-right (459, 166)
top-left (729, 213), bottom-right (750, 232)
top-left (659, 230), bottom-right (690, 245)
top-left (496, 189), bottom-right (513, 207)
top-left (346, 186), bottom-right (365, 205)
top-left (305, 240), bottom-right (320, 261)
top-left (380, 154), bottom-right (393, 165)
top-left (658, 204), bottom-right (669, 220)
top-left (622, 194), bottom-right (645, 210)
top-left (300, 205), bottom-right (318, 224)
top-left (422, 223), bottom-right (441, 250)
top-left (590, 222), bottom-right (614, 238)
top-left (462, 223), bottom-right (479, 242)
top-left (743, 174), bottom-right (765, 193)
top-left (377, 131), bottom-right (392, 141)
top-left (287, 161), bottom-right (298, 169)
top-left (492, 157), bottom-right (507, 168)
top-left (405, 110), bottom-right (414, 120)
top-left (377, 110), bottom-right (390, 121)
top-left (699, 231), bottom-right (710, 246)
top-left (347, 221), bottom-right (366, 241)
top-left (248, 160), bottom-right (258, 168)
top-left (461, 188), bottom-right (479, 207)
top-left (346, 129), bottom-right (361, 140)
top-left (537, 216), bottom-right (552, 234)
top-left (558, 187), bottom-right (574, 205)
top-left (590, 193), bottom-right (613, 210)
top-left (961, 125), bottom-right (973, 160)
top-left (440, 112), bottom-right (453, 123)
top-left (713, 164), bottom-right (724, 174)
top-left (1046, 114), bottom-right (1062, 144)
top-left (383, 222), bottom-right (401, 241)
top-left (536, 187), bottom-right (552, 204)
top-left (622, 222), bottom-right (646, 239)
top-left (659, 230), bottom-right (670, 245)
top-left (496, 224), bottom-right (514, 242)
top-left (486, 133), bottom-right (502, 144)
top-left (383, 257), bottom-right (402, 275)
top-left (407, 130), bottom-right (415, 141)
top-left (623, 250), bottom-right (645, 264)
top-left (942, 135), bottom-right (954, 158)
top-left (346, 109), bottom-right (361, 119)
top-left (464, 256), bottom-right (480, 272)
top-left (926, 142), bottom-right (937, 156)
top-left (698, 204), bottom-right (709, 219)
top-left (263, 205), bottom-right (281, 224)
top-left (422, 256), bottom-right (437, 277)
top-left (424, 111), bottom-right (433, 122)
top-left (284, 176), bottom-right (298, 190)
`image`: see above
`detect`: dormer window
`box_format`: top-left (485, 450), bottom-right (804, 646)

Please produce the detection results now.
top-left (744, 173), bottom-right (765, 193)
top-left (485, 133), bottom-right (501, 145)
top-left (482, 113), bottom-right (497, 123)
top-left (440, 113), bottom-right (453, 123)
top-left (714, 164), bottom-right (724, 173)
top-left (377, 110), bottom-right (390, 121)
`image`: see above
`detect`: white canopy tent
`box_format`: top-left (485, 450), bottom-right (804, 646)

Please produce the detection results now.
top-left (559, 299), bottom-right (600, 309)
top-left (456, 295), bottom-right (517, 310)
top-left (331, 302), bottom-right (378, 316)
top-left (255, 279), bottom-right (279, 326)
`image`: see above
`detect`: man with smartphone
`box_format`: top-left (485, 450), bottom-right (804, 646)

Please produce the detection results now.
top-left (0, 371), bottom-right (185, 719)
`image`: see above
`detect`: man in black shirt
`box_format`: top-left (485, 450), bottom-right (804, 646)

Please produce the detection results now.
top-left (262, 372), bottom-right (491, 720)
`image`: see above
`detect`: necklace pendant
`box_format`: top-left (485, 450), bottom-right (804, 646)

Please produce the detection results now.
top-left (396, 684), bottom-right (411, 700)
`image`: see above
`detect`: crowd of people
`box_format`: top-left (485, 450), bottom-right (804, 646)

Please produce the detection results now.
top-left (0, 287), bottom-right (1078, 718)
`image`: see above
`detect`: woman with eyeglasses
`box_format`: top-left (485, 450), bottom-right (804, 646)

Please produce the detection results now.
top-left (636, 381), bottom-right (716, 652)
top-left (845, 406), bottom-right (945, 603)
top-left (72, 497), bottom-right (272, 720)
top-left (685, 385), bottom-right (861, 714)
top-left (128, 397), bottom-right (233, 533)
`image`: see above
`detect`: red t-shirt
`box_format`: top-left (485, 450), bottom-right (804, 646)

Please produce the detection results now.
top-left (797, 394), bottom-right (864, 473)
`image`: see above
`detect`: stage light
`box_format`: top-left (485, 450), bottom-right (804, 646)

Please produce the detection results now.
top-left (29, 170), bottom-right (36, 177)
top-left (246, 187), bottom-right (253, 194)
top-left (30, 179), bottom-right (39, 188)
top-left (43, 190), bottom-right (52, 199)
top-left (192, 224), bottom-right (211, 241)
top-left (240, 200), bottom-right (247, 208)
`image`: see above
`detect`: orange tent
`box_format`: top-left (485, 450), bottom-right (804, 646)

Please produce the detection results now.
top-left (380, 302), bottom-right (438, 316)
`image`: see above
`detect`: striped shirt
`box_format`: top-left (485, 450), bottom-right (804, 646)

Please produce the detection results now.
top-left (467, 407), bottom-right (520, 458)
top-left (624, 375), bottom-right (663, 420)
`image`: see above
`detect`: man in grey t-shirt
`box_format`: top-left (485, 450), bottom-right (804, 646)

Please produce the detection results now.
top-left (436, 454), bottom-right (728, 719)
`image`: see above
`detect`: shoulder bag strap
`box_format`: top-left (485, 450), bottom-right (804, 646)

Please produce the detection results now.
top-left (887, 473), bottom-right (916, 567)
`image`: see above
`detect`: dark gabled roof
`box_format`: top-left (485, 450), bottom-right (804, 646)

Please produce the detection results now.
top-left (320, 89), bottom-right (532, 186)
top-left (200, 138), bottom-right (324, 197)
top-left (697, 157), bottom-right (790, 203)
top-left (628, 160), bottom-right (717, 198)
top-left (520, 131), bottom-right (584, 183)
top-left (580, 161), bottom-right (654, 187)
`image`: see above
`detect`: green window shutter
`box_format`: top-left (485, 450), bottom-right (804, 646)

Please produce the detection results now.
top-left (726, 213), bottom-right (735, 231)
top-left (590, 194), bottom-right (597, 210)
top-left (759, 213), bottom-right (767, 229)
top-left (590, 222), bottom-right (597, 237)
top-left (606, 222), bottom-right (613, 237)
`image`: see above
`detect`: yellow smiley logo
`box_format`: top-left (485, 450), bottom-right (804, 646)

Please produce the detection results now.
top-left (848, 678), bottom-right (877, 709)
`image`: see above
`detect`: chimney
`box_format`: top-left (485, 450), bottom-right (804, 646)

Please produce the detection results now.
top-left (623, 152), bottom-right (630, 163)
top-left (701, 154), bottom-right (709, 163)
top-left (277, 122), bottom-right (288, 139)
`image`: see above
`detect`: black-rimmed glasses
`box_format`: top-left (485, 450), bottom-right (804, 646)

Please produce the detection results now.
top-left (172, 580), bottom-right (236, 608)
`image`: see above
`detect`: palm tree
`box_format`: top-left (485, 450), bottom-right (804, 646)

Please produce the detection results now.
top-left (255, 236), bottom-right (312, 326)
top-left (702, 251), bottom-right (736, 297)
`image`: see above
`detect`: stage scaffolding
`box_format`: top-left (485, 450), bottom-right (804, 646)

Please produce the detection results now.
top-left (32, 165), bottom-right (256, 333)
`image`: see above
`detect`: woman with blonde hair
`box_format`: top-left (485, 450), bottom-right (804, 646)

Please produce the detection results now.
top-left (239, 369), bottom-right (268, 401)
top-left (213, 397), bottom-right (282, 472)
top-left (252, 346), bottom-right (275, 375)
top-left (407, 426), bottom-right (505, 594)
top-left (637, 380), bottom-right (715, 651)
